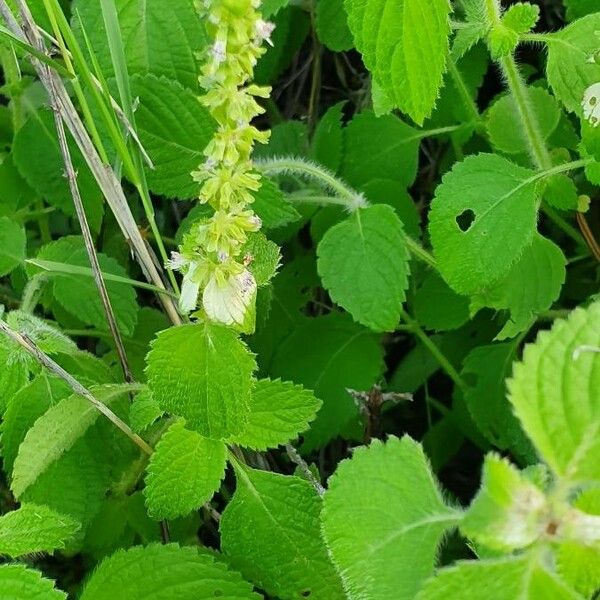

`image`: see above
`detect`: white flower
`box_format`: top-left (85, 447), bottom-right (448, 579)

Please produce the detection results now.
top-left (202, 270), bottom-right (256, 325)
top-left (166, 251), bottom-right (188, 271)
top-left (211, 40), bottom-right (227, 64)
top-left (179, 263), bottom-right (201, 313)
top-left (582, 82), bottom-right (600, 127)
top-left (255, 19), bottom-right (275, 46)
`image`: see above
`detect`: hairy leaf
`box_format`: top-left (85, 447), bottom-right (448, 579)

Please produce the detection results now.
top-left (0, 564), bottom-right (66, 600)
top-left (144, 420), bottom-right (227, 520)
top-left (322, 436), bottom-right (461, 600)
top-left (429, 154), bottom-right (539, 294)
top-left (0, 503), bottom-right (80, 557)
top-left (80, 544), bottom-right (260, 599)
top-left (146, 323), bottom-right (256, 438)
top-left (221, 465), bottom-right (344, 600)
top-left (232, 378), bottom-right (321, 450)
top-left (508, 302), bottom-right (600, 483)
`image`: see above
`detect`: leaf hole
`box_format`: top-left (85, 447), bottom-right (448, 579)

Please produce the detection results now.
top-left (301, 590), bottom-right (312, 597)
top-left (213, 591), bottom-right (223, 597)
top-left (456, 209), bottom-right (476, 232)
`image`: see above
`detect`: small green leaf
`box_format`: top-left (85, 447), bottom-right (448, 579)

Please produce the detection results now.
top-left (344, 0), bottom-right (451, 124)
top-left (0, 217), bottom-right (25, 276)
top-left (146, 323), bottom-right (256, 438)
top-left (252, 177), bottom-right (301, 230)
top-left (0, 503), bottom-right (80, 557)
top-left (489, 3), bottom-right (539, 59)
top-left (317, 204), bottom-right (410, 332)
top-left (80, 544), bottom-right (260, 600)
top-left (129, 388), bottom-right (164, 433)
top-left (11, 384), bottom-right (135, 498)
top-left (508, 302), bottom-right (600, 483)
top-left (316, 0), bottom-right (353, 52)
top-left (242, 233), bottom-right (281, 287)
top-left (232, 378), bottom-right (321, 450)
top-left (322, 436), bottom-right (462, 600)
top-left (547, 13), bottom-right (600, 114)
top-left (221, 465), bottom-right (345, 600)
top-left (311, 102), bottom-right (346, 172)
top-left (429, 154), bottom-right (539, 295)
top-left (417, 555), bottom-right (582, 599)
top-left (0, 564), bottom-right (66, 600)
top-left (461, 454), bottom-right (548, 551)
top-left (144, 420), bottom-right (226, 520)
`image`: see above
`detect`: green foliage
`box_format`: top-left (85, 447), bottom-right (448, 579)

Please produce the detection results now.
top-left (0, 564), bottom-right (66, 600)
top-left (146, 323), bottom-right (256, 438)
top-left (0, 503), bottom-right (80, 557)
top-left (489, 3), bottom-right (540, 58)
top-left (80, 544), bottom-right (260, 599)
top-left (144, 420), bottom-right (227, 520)
top-left (322, 436), bottom-right (462, 600)
top-left (344, 0), bottom-right (451, 124)
top-left (221, 463), bottom-right (345, 599)
top-left (317, 204), bottom-right (410, 331)
top-left (0, 216), bottom-right (25, 276)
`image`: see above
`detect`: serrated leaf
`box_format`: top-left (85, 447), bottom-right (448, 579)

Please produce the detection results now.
top-left (341, 111), bottom-right (420, 188)
top-left (322, 436), bottom-right (462, 600)
top-left (547, 13), bottom-right (600, 114)
top-left (414, 272), bottom-right (470, 332)
top-left (144, 420), bottom-right (226, 520)
top-left (231, 378), bottom-right (321, 450)
top-left (131, 74), bottom-right (215, 199)
top-left (429, 153), bottom-right (539, 295)
top-left (316, 0), bottom-right (353, 52)
top-left (6, 311), bottom-right (77, 356)
top-left (80, 543), bottom-right (260, 599)
top-left (417, 555), bottom-right (582, 599)
top-left (311, 102), bottom-right (346, 172)
top-left (221, 465), bottom-right (344, 600)
top-left (344, 0), bottom-right (451, 124)
top-left (129, 388), bottom-right (164, 433)
top-left (261, 0), bottom-right (289, 18)
top-left (0, 216), bottom-right (25, 276)
top-left (241, 233), bottom-right (281, 287)
top-left (486, 88), bottom-right (560, 155)
top-left (0, 564), bottom-right (66, 600)
top-left (11, 384), bottom-right (135, 498)
top-left (508, 303), bottom-right (600, 483)
top-left (146, 323), bottom-right (256, 438)
top-left (461, 343), bottom-right (533, 458)
top-left (489, 3), bottom-right (539, 59)
top-left (252, 177), bottom-right (301, 230)
top-left (72, 0), bottom-right (208, 90)
top-left (270, 313), bottom-right (384, 449)
top-left (12, 109), bottom-right (104, 232)
top-left (471, 234), bottom-right (566, 340)
top-left (317, 204), bottom-right (410, 332)
top-left (1, 375), bottom-right (70, 475)
top-left (461, 454), bottom-right (548, 551)
top-left (0, 503), bottom-right (80, 557)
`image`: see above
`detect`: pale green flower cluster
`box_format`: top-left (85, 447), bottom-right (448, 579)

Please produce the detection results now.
top-left (168, 0), bottom-right (273, 326)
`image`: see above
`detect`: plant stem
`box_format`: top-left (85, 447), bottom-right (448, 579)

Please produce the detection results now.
top-left (0, 319), bottom-right (153, 455)
top-left (446, 58), bottom-right (480, 125)
top-left (20, 276), bottom-right (47, 313)
top-left (401, 310), bottom-right (468, 392)
top-left (404, 236), bottom-right (438, 270)
top-left (285, 443), bottom-right (324, 495)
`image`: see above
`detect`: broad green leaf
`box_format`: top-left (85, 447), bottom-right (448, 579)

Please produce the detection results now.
top-left (0, 503), bottom-right (80, 557)
top-left (471, 234), bottom-right (566, 340)
top-left (341, 111), bottom-right (420, 189)
top-left (563, 0), bottom-right (597, 21)
top-left (508, 302), bottom-right (600, 483)
top-left (146, 323), bottom-right (256, 438)
top-left (311, 102), bottom-right (346, 172)
top-left (0, 154), bottom-right (34, 215)
top-left (12, 109), bottom-right (104, 232)
top-left (429, 153), bottom-right (539, 295)
top-left (461, 454), bottom-right (548, 551)
top-left (557, 488), bottom-right (600, 597)
top-left (1, 375), bottom-right (70, 475)
top-left (80, 544), bottom-right (260, 600)
top-left (546, 13), bottom-right (600, 114)
top-left (416, 555), bottom-right (582, 599)
top-left (0, 217), bottom-right (25, 276)
top-left (317, 204), bottom-right (410, 332)
top-left (322, 436), bottom-right (462, 600)
top-left (414, 272), bottom-right (470, 332)
top-left (344, 0), bottom-right (451, 124)
top-left (33, 236), bottom-right (139, 336)
top-left (129, 388), bottom-right (164, 433)
top-left (11, 384), bottom-right (135, 498)
top-left (221, 465), bottom-right (345, 600)
top-left (6, 311), bottom-right (77, 356)
top-left (144, 420), bottom-right (227, 520)
top-left (270, 313), bottom-right (384, 449)
top-left (252, 177), bottom-right (301, 230)
top-left (73, 0), bottom-right (207, 89)
top-left (316, 0), bottom-right (353, 51)
top-left (130, 74), bottom-right (215, 199)
top-left (461, 343), bottom-right (533, 459)
top-left (0, 338), bottom-right (29, 414)
top-left (0, 564), bottom-right (66, 600)
top-left (241, 233), bottom-right (281, 287)
top-left (232, 378), bottom-right (321, 450)
top-left (486, 88), bottom-right (561, 155)
top-left (261, 0), bottom-right (289, 18)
